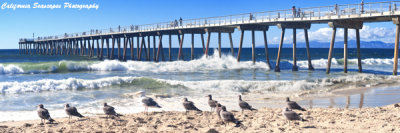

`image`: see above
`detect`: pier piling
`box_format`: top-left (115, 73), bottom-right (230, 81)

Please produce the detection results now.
top-left (275, 28), bottom-right (285, 72)
top-left (344, 28), bottom-right (348, 73)
top-left (326, 27), bottom-right (336, 74)
top-left (304, 29), bottom-right (314, 70)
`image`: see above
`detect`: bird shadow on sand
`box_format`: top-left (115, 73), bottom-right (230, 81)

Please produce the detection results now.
top-left (302, 125), bottom-right (316, 128)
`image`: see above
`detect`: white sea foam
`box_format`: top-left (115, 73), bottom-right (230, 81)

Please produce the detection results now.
top-left (0, 76), bottom-right (138, 94)
top-left (0, 64), bottom-right (24, 74)
top-left (160, 73), bottom-right (399, 97)
top-left (88, 50), bottom-right (270, 72)
top-left (296, 58), bottom-right (400, 69)
top-left (297, 58), bottom-right (339, 68)
top-left (0, 74), bottom-right (398, 122)
top-left (352, 58), bottom-right (395, 65)
top-left (1, 72), bottom-right (396, 95)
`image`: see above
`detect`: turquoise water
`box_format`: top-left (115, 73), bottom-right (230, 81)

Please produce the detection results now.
top-left (1, 47), bottom-right (400, 121)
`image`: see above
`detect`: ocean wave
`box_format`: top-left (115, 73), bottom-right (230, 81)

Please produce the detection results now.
top-left (0, 76), bottom-right (139, 94)
top-left (155, 73), bottom-right (400, 98)
top-left (1, 52), bottom-right (400, 75)
top-left (296, 58), bottom-right (398, 69)
top-left (0, 74), bottom-right (398, 96)
top-left (0, 64), bottom-right (24, 74)
top-left (0, 49), bottom-right (270, 74)
top-left (89, 51), bottom-right (269, 72)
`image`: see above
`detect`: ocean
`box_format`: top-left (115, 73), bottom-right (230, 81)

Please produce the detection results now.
top-left (1, 47), bottom-right (400, 122)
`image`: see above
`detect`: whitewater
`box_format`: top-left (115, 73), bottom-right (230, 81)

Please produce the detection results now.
top-left (1, 48), bottom-right (400, 122)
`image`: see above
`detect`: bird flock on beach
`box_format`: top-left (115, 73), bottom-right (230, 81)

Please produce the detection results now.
top-left (36, 91), bottom-right (308, 127)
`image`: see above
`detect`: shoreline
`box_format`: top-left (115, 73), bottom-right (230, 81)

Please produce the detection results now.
top-left (1, 103), bottom-right (399, 132)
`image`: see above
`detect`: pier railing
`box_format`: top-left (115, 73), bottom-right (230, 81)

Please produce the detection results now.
top-left (21, 1), bottom-right (400, 42)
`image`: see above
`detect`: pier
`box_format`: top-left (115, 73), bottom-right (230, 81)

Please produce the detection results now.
top-left (19, 1), bottom-right (400, 75)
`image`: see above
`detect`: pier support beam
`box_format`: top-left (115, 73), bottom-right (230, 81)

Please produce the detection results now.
top-left (178, 30), bottom-right (184, 60)
top-left (218, 31), bottom-right (222, 58)
top-left (276, 22), bottom-right (311, 72)
top-left (191, 33), bottom-right (195, 60)
top-left (237, 24), bottom-right (269, 64)
top-left (111, 37), bottom-right (115, 59)
top-left (263, 30), bottom-right (271, 69)
top-left (292, 29), bottom-right (298, 71)
top-left (169, 34), bottom-right (172, 61)
top-left (201, 33), bottom-right (205, 54)
top-left (251, 30), bottom-right (255, 64)
top-left (356, 29), bottom-right (362, 73)
top-left (237, 30), bottom-right (244, 62)
top-left (205, 27), bottom-right (235, 58)
top-left (156, 32), bottom-right (164, 62)
top-left (138, 36), bottom-right (145, 61)
top-left (327, 20), bottom-right (363, 74)
top-left (100, 37), bottom-right (104, 60)
top-left (393, 18), bottom-right (400, 75)
top-left (106, 38), bottom-right (110, 59)
top-left (130, 37), bottom-right (134, 60)
top-left (117, 37), bottom-right (121, 60)
top-left (275, 28), bottom-right (285, 72)
top-left (205, 31), bottom-right (211, 57)
top-left (153, 36), bottom-right (156, 61)
top-left (123, 35), bottom-right (128, 61)
top-left (147, 36), bottom-right (151, 61)
top-left (304, 29), bottom-right (314, 70)
top-left (326, 27), bottom-right (337, 74)
top-left (229, 32), bottom-right (234, 56)
top-left (97, 39), bottom-right (100, 58)
top-left (344, 28), bottom-right (348, 73)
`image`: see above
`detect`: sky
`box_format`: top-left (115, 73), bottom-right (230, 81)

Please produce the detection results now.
top-left (0, 0), bottom-right (396, 49)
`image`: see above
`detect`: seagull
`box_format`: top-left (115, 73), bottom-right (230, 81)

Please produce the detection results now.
top-left (37, 104), bottom-right (55, 124)
top-left (215, 103), bottom-right (223, 120)
top-left (103, 102), bottom-right (122, 119)
top-left (220, 106), bottom-right (241, 127)
top-left (286, 97), bottom-right (306, 111)
top-left (282, 107), bottom-right (307, 125)
top-left (238, 95), bottom-right (256, 113)
top-left (206, 95), bottom-right (217, 112)
top-left (182, 98), bottom-right (201, 114)
top-left (64, 104), bottom-right (84, 123)
top-left (136, 91), bottom-right (161, 114)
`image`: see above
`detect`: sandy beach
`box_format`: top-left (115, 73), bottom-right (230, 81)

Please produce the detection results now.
top-left (0, 103), bottom-right (399, 132)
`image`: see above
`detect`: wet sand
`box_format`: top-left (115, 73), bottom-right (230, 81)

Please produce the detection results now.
top-left (0, 103), bottom-right (399, 132)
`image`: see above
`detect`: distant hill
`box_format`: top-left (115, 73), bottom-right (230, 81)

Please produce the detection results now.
top-left (257, 40), bottom-right (394, 49)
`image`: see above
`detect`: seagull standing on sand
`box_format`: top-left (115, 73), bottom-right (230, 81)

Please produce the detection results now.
top-left (215, 103), bottom-right (223, 120)
top-left (182, 98), bottom-right (201, 114)
top-left (286, 97), bottom-right (306, 111)
top-left (37, 104), bottom-right (55, 124)
top-left (220, 106), bottom-right (241, 127)
top-left (206, 95), bottom-right (217, 111)
top-left (103, 102), bottom-right (122, 119)
top-left (64, 104), bottom-right (84, 122)
top-left (282, 107), bottom-right (307, 125)
top-left (136, 91), bottom-right (162, 114)
top-left (238, 95), bottom-right (256, 113)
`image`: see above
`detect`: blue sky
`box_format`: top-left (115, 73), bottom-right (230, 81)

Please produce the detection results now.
top-left (0, 0), bottom-right (395, 49)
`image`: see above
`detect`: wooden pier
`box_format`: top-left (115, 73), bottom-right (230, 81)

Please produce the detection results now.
top-left (19, 1), bottom-right (400, 75)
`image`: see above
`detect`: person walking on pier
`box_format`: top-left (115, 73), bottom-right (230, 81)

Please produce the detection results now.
top-left (179, 17), bottom-right (183, 26)
top-left (292, 6), bottom-right (296, 18)
top-left (334, 4), bottom-right (338, 15)
top-left (249, 13), bottom-right (253, 20)
top-left (174, 19), bottom-right (178, 27)
top-left (297, 8), bottom-right (301, 17)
